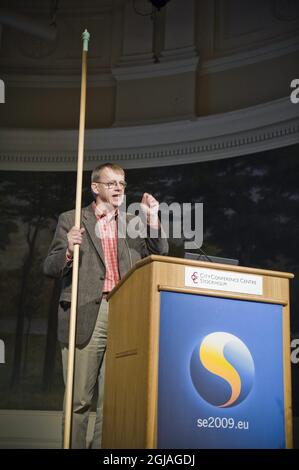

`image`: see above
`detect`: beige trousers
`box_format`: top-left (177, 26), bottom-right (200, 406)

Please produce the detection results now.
top-left (61, 298), bottom-right (108, 449)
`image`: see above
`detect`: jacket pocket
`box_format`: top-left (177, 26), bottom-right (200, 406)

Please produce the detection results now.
top-left (59, 291), bottom-right (71, 310)
top-left (59, 291), bottom-right (71, 302)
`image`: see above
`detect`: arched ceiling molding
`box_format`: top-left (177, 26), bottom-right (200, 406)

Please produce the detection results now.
top-left (200, 34), bottom-right (299, 76)
top-left (0, 97), bottom-right (298, 171)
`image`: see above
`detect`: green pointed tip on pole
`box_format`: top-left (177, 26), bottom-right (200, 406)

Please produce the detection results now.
top-left (82, 29), bottom-right (90, 51)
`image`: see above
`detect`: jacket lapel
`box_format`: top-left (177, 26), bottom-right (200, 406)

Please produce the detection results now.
top-left (117, 210), bottom-right (128, 263)
top-left (82, 204), bottom-right (105, 265)
top-left (117, 237), bottom-right (126, 266)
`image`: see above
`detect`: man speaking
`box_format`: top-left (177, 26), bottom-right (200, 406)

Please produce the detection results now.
top-left (44, 163), bottom-right (168, 448)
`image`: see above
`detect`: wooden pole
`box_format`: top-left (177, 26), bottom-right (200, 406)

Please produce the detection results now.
top-left (63, 29), bottom-right (90, 449)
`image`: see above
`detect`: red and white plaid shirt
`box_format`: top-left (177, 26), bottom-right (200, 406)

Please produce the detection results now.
top-left (93, 202), bottom-right (120, 293)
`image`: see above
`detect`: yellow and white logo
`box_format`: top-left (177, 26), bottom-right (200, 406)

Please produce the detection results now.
top-left (190, 332), bottom-right (255, 408)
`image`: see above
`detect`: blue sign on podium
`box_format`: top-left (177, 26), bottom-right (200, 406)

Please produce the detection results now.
top-left (157, 291), bottom-right (285, 448)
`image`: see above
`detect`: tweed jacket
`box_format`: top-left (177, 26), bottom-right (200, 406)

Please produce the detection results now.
top-left (44, 203), bottom-right (169, 345)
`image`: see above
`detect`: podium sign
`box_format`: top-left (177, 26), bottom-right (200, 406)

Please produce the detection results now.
top-left (158, 291), bottom-right (285, 448)
top-left (102, 256), bottom-right (293, 449)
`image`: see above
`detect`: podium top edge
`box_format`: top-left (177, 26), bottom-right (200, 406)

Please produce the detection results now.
top-left (137, 255), bottom-right (294, 279)
top-left (107, 255), bottom-right (294, 300)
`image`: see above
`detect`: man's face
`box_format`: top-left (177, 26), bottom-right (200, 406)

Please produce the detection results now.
top-left (92, 167), bottom-right (126, 209)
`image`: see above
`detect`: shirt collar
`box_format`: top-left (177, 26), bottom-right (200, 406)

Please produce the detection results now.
top-left (92, 201), bottom-right (118, 222)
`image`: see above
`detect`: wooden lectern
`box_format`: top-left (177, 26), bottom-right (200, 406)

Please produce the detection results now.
top-left (102, 255), bottom-right (294, 449)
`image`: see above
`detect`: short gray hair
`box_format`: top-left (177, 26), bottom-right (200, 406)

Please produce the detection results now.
top-left (91, 163), bottom-right (125, 183)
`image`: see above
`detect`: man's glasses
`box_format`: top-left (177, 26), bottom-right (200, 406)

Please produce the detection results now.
top-left (95, 180), bottom-right (127, 190)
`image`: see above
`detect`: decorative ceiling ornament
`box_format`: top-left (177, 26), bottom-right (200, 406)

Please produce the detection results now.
top-left (148, 0), bottom-right (171, 11)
